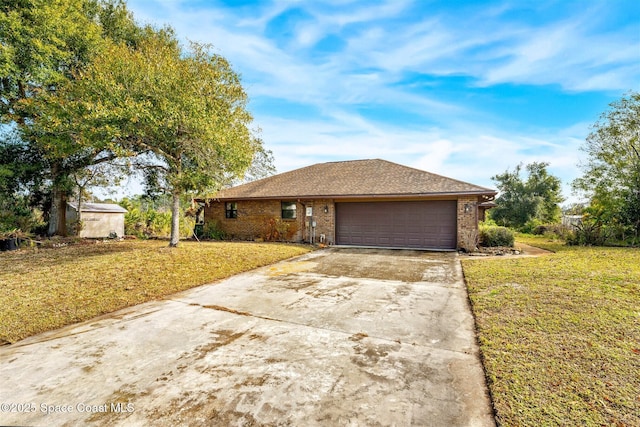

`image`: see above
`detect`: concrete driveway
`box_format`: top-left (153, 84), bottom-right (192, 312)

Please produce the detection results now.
top-left (0, 248), bottom-right (494, 426)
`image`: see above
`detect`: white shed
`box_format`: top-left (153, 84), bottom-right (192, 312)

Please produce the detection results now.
top-left (66, 202), bottom-right (128, 238)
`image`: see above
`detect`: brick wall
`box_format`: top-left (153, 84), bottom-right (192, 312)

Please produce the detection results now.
top-left (457, 196), bottom-right (480, 249)
top-left (298, 199), bottom-right (335, 245)
top-left (206, 197), bottom-right (481, 249)
top-left (204, 200), bottom-right (304, 242)
top-left (204, 199), bottom-right (338, 244)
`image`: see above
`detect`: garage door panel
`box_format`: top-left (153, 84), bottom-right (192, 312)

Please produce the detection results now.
top-left (336, 201), bottom-right (457, 250)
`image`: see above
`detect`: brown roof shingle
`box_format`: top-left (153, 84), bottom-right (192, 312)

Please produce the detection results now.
top-left (212, 159), bottom-right (496, 200)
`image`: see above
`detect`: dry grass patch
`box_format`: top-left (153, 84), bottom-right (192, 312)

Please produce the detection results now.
top-left (0, 240), bottom-right (311, 343)
top-left (462, 237), bottom-right (639, 426)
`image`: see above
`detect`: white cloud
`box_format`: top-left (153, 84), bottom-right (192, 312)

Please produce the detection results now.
top-left (122, 0), bottom-right (635, 205)
top-left (474, 14), bottom-right (639, 91)
top-left (256, 104), bottom-right (589, 197)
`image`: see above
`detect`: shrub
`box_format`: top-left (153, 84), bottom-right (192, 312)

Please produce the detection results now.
top-left (479, 225), bottom-right (515, 247)
top-left (0, 197), bottom-right (43, 235)
top-left (532, 223), bottom-right (570, 240)
top-left (202, 222), bottom-right (225, 240)
top-left (520, 218), bottom-right (544, 234)
top-left (566, 220), bottom-right (611, 246)
top-left (262, 218), bottom-right (298, 242)
top-left (532, 224), bottom-right (549, 235)
top-left (459, 229), bottom-right (478, 252)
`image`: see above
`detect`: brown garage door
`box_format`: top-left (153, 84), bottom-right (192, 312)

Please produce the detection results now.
top-left (335, 201), bottom-right (457, 250)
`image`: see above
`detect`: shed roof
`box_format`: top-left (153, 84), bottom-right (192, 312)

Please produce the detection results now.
top-left (210, 159), bottom-right (496, 200)
top-left (67, 202), bottom-right (128, 213)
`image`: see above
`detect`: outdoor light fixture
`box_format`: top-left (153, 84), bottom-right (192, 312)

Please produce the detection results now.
top-left (324, 205), bottom-right (329, 213)
top-left (464, 203), bottom-right (472, 213)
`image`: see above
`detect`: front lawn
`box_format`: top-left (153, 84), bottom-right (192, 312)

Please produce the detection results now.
top-left (0, 240), bottom-right (311, 344)
top-left (462, 237), bottom-right (640, 426)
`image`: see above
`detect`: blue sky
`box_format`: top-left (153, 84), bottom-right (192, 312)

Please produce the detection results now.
top-left (126, 0), bottom-right (640, 203)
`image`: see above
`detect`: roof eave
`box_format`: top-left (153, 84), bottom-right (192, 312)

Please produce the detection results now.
top-left (198, 190), bottom-right (497, 202)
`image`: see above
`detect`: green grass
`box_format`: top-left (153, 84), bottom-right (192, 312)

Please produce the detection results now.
top-left (462, 237), bottom-right (640, 426)
top-left (0, 240), bottom-right (311, 344)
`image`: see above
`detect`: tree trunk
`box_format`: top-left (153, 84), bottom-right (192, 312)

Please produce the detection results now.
top-left (48, 189), bottom-right (59, 237)
top-left (169, 190), bottom-right (181, 247)
top-left (47, 163), bottom-right (69, 237)
top-left (48, 187), bottom-right (68, 237)
top-left (58, 190), bottom-right (68, 237)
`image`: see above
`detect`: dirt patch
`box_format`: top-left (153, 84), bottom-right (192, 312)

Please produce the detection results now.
top-left (235, 374), bottom-right (270, 388)
top-left (203, 305), bottom-right (253, 317)
top-left (516, 243), bottom-right (553, 255)
top-left (462, 243), bottom-right (553, 260)
top-left (271, 276), bottom-right (321, 291)
top-left (87, 387), bottom-right (143, 424)
top-left (266, 261), bottom-right (317, 276)
top-left (248, 333), bottom-right (267, 342)
top-left (351, 341), bottom-right (400, 367)
top-left (145, 394), bottom-right (253, 427)
top-left (188, 330), bottom-right (246, 361)
top-left (307, 281), bottom-right (359, 301)
top-left (350, 332), bottom-right (369, 341)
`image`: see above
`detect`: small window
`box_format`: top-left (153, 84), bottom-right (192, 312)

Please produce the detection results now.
top-left (281, 202), bottom-right (297, 219)
top-left (225, 202), bottom-right (237, 219)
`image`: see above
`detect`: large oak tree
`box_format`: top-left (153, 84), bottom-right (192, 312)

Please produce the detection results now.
top-left (42, 35), bottom-right (267, 246)
top-left (0, 0), bottom-right (149, 235)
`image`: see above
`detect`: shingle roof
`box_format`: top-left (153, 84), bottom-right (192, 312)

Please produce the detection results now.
top-left (67, 202), bottom-right (128, 213)
top-left (212, 159), bottom-right (496, 200)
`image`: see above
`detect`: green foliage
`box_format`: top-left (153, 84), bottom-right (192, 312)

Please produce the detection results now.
top-left (0, 132), bottom-right (47, 233)
top-left (530, 223), bottom-right (571, 240)
top-left (202, 222), bottom-right (225, 240)
top-left (573, 91), bottom-right (640, 241)
top-left (479, 225), bottom-right (515, 247)
top-left (2, 0), bottom-right (271, 241)
top-left (0, 196), bottom-right (40, 233)
top-left (119, 196), bottom-right (194, 239)
top-left (560, 201), bottom-right (639, 246)
top-left (43, 33), bottom-right (269, 246)
top-left (1, 0), bottom-right (153, 236)
top-left (562, 203), bottom-right (639, 247)
top-left (0, 0), bottom-right (102, 121)
top-left (519, 217), bottom-right (544, 234)
top-left (491, 162), bottom-right (563, 230)
top-left (566, 220), bottom-right (610, 246)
